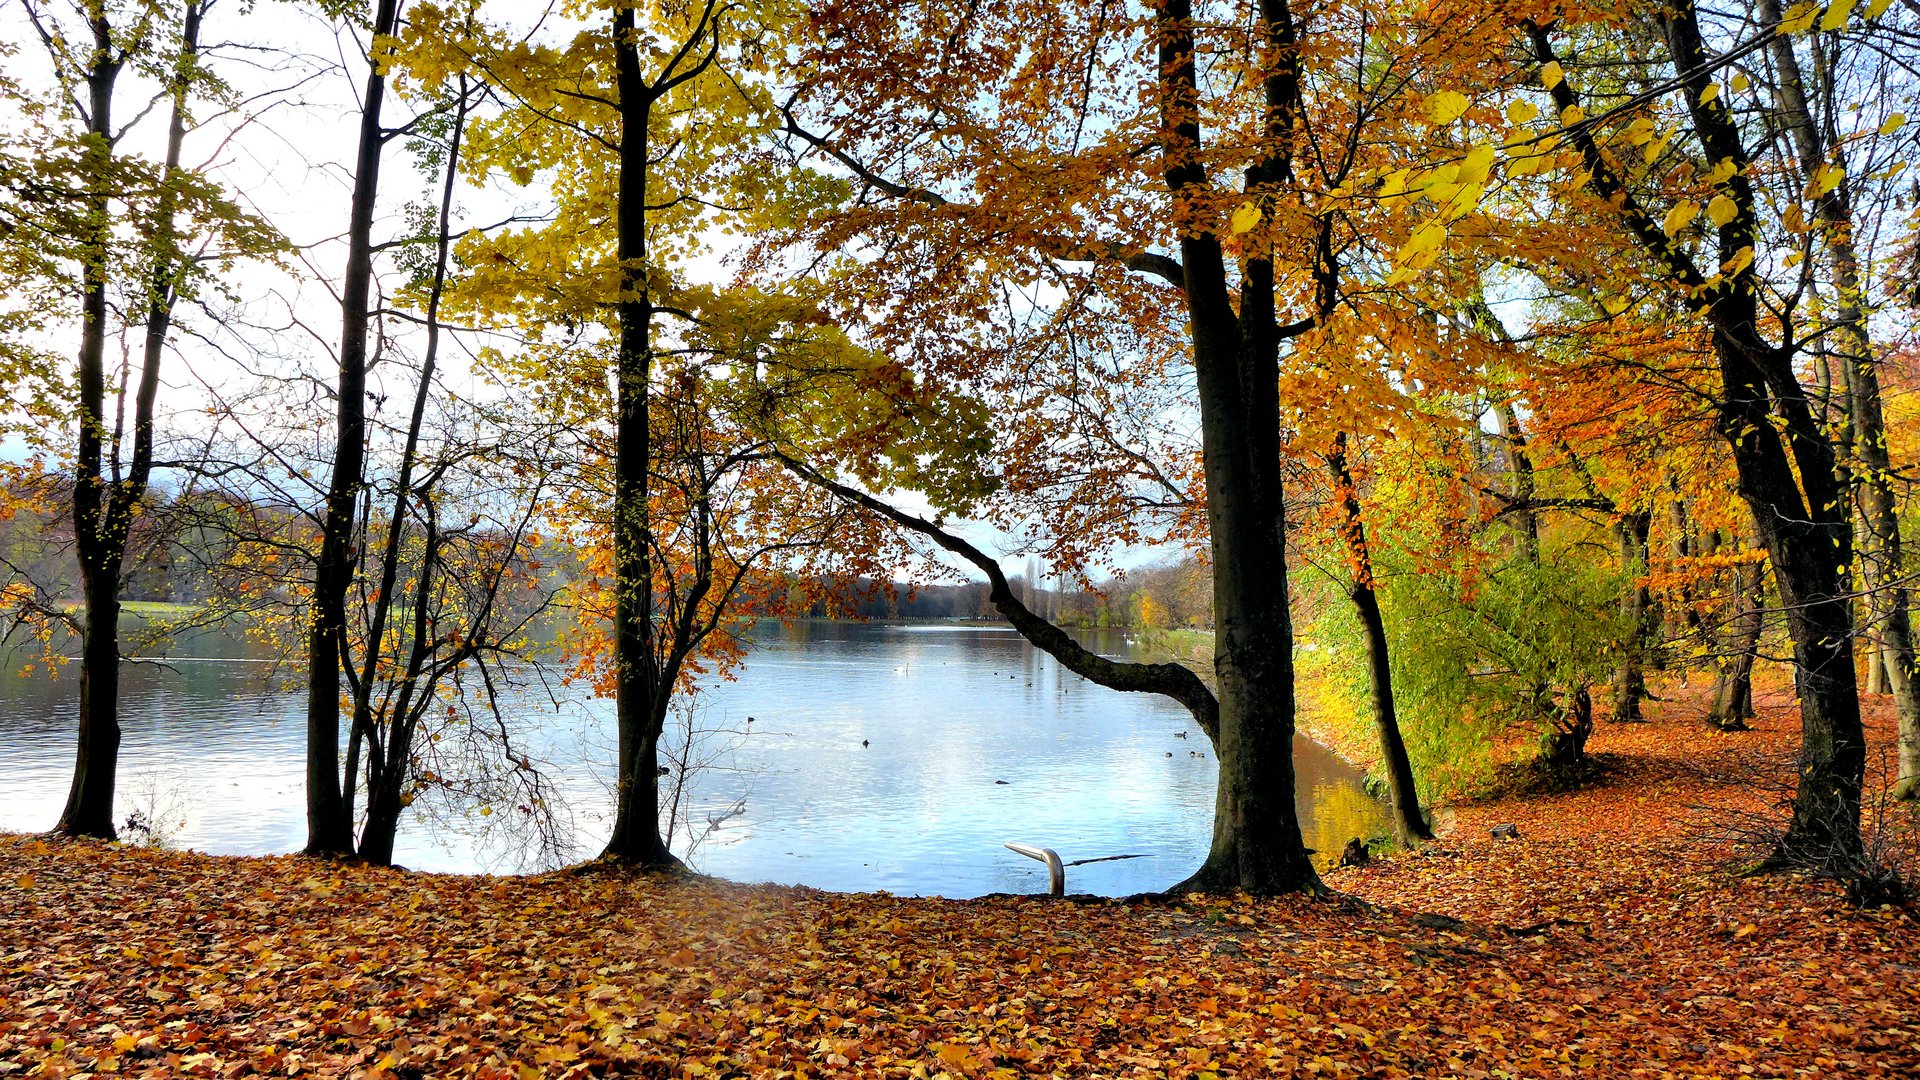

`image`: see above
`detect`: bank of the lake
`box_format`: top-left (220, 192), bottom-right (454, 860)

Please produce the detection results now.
top-left (4, 688), bottom-right (1911, 1077)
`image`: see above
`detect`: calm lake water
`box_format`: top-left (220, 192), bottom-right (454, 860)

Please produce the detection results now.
top-left (0, 619), bottom-right (1385, 896)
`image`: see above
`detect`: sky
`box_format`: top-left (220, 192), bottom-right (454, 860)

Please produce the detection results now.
top-left (0, 1), bottom-right (1184, 590)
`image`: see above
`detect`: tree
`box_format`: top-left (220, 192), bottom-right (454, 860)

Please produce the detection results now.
top-left (8, 0), bottom-right (272, 839)
top-left (779, 0), bottom-right (1514, 892)
top-left (1322, 433), bottom-right (1431, 841)
top-left (1515, 0), bottom-right (1879, 866)
top-left (305, 0), bottom-right (404, 857)
top-left (401, 0), bottom-right (933, 868)
top-left (1754, 0), bottom-right (1920, 799)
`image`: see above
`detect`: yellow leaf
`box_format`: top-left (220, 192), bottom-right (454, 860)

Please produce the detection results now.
top-left (1734, 922), bottom-right (1757, 938)
top-left (1424, 90), bottom-right (1470, 124)
top-left (1706, 194), bottom-right (1738, 227)
top-left (1458, 142), bottom-right (1497, 185)
top-left (1780, 1), bottom-right (1820, 33)
top-left (1601, 295), bottom-right (1631, 316)
top-left (1663, 200), bottom-right (1700, 236)
top-left (1723, 246), bottom-right (1755, 276)
top-left (1811, 161), bottom-right (1845, 196)
top-left (13, 873), bottom-right (32, 889)
top-left (1377, 169), bottom-right (1409, 197)
top-left (479, 805), bottom-right (493, 817)
top-left (1539, 61), bottom-right (1564, 90)
top-left (1731, 72), bottom-right (1750, 92)
top-left (1560, 104), bottom-right (1585, 124)
top-left (1507, 100), bottom-right (1539, 126)
top-left (1821, 0), bottom-right (1859, 31)
top-left (1229, 203), bottom-right (1263, 234)
top-left (1880, 113), bottom-right (1906, 135)
top-left (1699, 82), bottom-right (1720, 105)
top-left (1398, 221), bottom-right (1447, 260)
top-left (113, 1034), bottom-right (137, 1053)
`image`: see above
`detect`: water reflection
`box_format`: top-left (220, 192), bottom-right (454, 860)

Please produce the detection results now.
top-left (0, 619), bottom-right (1386, 895)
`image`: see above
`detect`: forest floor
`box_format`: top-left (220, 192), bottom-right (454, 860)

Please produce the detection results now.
top-left (3, 683), bottom-right (1917, 1078)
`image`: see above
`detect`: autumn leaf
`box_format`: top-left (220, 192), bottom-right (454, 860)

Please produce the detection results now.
top-left (1662, 200), bottom-right (1700, 236)
top-left (1424, 90), bottom-right (1470, 124)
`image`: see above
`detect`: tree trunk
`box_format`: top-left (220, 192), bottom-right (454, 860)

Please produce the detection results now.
top-left (599, 3), bottom-right (676, 867)
top-left (1612, 511), bottom-right (1653, 721)
top-left (346, 78), bottom-right (473, 866)
top-left (58, 5), bottom-right (199, 838)
top-left (1756, 0), bottom-right (1919, 803)
top-left (1710, 559), bottom-right (1763, 732)
top-left (1532, 6), bottom-right (1865, 867)
top-left (1539, 685), bottom-right (1593, 771)
top-left (1154, 0), bottom-right (1318, 894)
top-left (56, 18), bottom-right (125, 841)
top-left (305, 0), bottom-right (402, 857)
top-left (1326, 434), bottom-right (1430, 841)
top-left (1490, 398), bottom-right (1539, 562)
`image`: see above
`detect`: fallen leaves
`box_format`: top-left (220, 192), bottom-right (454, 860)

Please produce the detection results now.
top-left (2, 685), bottom-right (1917, 1077)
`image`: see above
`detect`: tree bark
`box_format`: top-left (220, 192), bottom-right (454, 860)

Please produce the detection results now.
top-left (306, 0), bottom-right (402, 857)
top-left (349, 79), bottom-right (471, 865)
top-left (1612, 511), bottom-right (1653, 721)
top-left (1489, 398), bottom-right (1539, 562)
top-left (1710, 558), bottom-right (1763, 732)
top-left (56, 14), bottom-right (126, 841)
top-left (1154, 0), bottom-right (1318, 894)
top-left (1325, 434), bottom-right (1431, 841)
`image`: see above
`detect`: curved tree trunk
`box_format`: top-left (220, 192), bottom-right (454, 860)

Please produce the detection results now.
top-left (1325, 434), bottom-right (1431, 841)
top-left (1533, 7), bottom-right (1865, 868)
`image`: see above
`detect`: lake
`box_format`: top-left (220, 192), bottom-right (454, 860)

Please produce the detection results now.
top-left (0, 619), bottom-right (1386, 896)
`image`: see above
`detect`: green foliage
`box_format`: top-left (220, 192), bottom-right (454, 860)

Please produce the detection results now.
top-left (1302, 535), bottom-right (1632, 794)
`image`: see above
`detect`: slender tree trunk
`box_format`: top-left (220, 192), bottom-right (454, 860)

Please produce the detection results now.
top-left (1710, 559), bottom-right (1763, 732)
top-left (57, 18), bottom-right (125, 840)
top-left (356, 521), bottom-right (436, 867)
top-left (306, 0), bottom-right (402, 856)
top-left (1490, 398), bottom-right (1539, 562)
top-left (59, 5), bottom-right (200, 838)
top-left (1612, 511), bottom-right (1653, 721)
top-left (1325, 434), bottom-right (1430, 841)
top-left (349, 79), bottom-right (471, 864)
top-left (600, 4), bottom-right (675, 866)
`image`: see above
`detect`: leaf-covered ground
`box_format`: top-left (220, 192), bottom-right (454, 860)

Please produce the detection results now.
top-left (4, 688), bottom-right (1917, 1078)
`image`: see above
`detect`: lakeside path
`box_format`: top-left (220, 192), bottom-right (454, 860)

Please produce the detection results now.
top-left (3, 691), bottom-right (1916, 1077)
